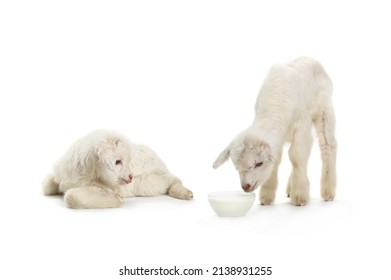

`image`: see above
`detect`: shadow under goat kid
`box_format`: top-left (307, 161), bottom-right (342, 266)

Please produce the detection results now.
top-left (213, 57), bottom-right (337, 206)
top-left (43, 130), bottom-right (193, 209)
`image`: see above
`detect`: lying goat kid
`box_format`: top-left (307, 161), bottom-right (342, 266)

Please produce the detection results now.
top-left (43, 130), bottom-right (193, 209)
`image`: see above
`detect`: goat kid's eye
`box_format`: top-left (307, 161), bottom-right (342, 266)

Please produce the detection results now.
top-left (115, 160), bottom-right (122, 166)
top-left (255, 162), bottom-right (263, 168)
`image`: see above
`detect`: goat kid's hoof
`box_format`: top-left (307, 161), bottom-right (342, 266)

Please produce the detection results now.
top-left (321, 189), bottom-right (335, 202)
top-left (184, 190), bottom-right (194, 200)
top-left (260, 196), bottom-right (274, 206)
top-left (171, 189), bottom-right (193, 200)
top-left (290, 195), bottom-right (308, 206)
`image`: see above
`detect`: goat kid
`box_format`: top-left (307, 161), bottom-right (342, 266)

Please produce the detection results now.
top-left (43, 130), bottom-right (193, 209)
top-left (213, 57), bottom-right (337, 206)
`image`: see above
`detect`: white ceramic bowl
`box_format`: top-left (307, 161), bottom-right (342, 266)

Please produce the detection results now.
top-left (208, 191), bottom-right (255, 217)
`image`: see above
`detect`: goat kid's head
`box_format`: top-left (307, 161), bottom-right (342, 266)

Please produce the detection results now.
top-left (213, 132), bottom-right (274, 193)
top-left (95, 136), bottom-right (133, 187)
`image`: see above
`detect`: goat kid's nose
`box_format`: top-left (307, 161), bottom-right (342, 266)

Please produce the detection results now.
top-left (122, 174), bottom-right (133, 184)
top-left (242, 184), bottom-right (252, 192)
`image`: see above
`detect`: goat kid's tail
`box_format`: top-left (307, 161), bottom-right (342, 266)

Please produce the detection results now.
top-left (42, 174), bottom-right (60, 195)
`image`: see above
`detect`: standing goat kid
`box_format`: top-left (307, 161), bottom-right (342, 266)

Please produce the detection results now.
top-left (213, 57), bottom-right (337, 206)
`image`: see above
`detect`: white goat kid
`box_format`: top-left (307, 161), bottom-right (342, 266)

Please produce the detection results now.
top-left (213, 57), bottom-right (337, 206)
top-left (43, 130), bottom-right (193, 209)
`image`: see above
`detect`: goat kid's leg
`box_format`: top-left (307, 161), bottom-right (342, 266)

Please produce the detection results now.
top-left (64, 186), bottom-right (123, 209)
top-left (128, 172), bottom-right (193, 200)
top-left (286, 171), bottom-right (293, 198)
top-left (315, 108), bottom-right (337, 201)
top-left (288, 126), bottom-right (312, 206)
top-left (167, 175), bottom-right (193, 200)
top-left (260, 154), bottom-right (281, 205)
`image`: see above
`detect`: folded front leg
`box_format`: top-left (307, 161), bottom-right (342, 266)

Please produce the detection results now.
top-left (64, 186), bottom-right (123, 209)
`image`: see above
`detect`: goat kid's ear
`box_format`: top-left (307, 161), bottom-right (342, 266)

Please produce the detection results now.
top-left (260, 141), bottom-right (274, 162)
top-left (213, 147), bottom-right (230, 169)
top-left (96, 138), bottom-right (119, 170)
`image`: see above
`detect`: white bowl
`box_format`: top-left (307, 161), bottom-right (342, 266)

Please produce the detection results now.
top-left (208, 191), bottom-right (255, 217)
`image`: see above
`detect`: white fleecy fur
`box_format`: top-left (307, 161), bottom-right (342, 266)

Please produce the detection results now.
top-left (42, 130), bottom-right (193, 209)
top-left (213, 57), bottom-right (337, 206)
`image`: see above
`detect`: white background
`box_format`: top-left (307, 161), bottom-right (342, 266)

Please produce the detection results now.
top-left (1, 0), bottom-right (391, 279)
